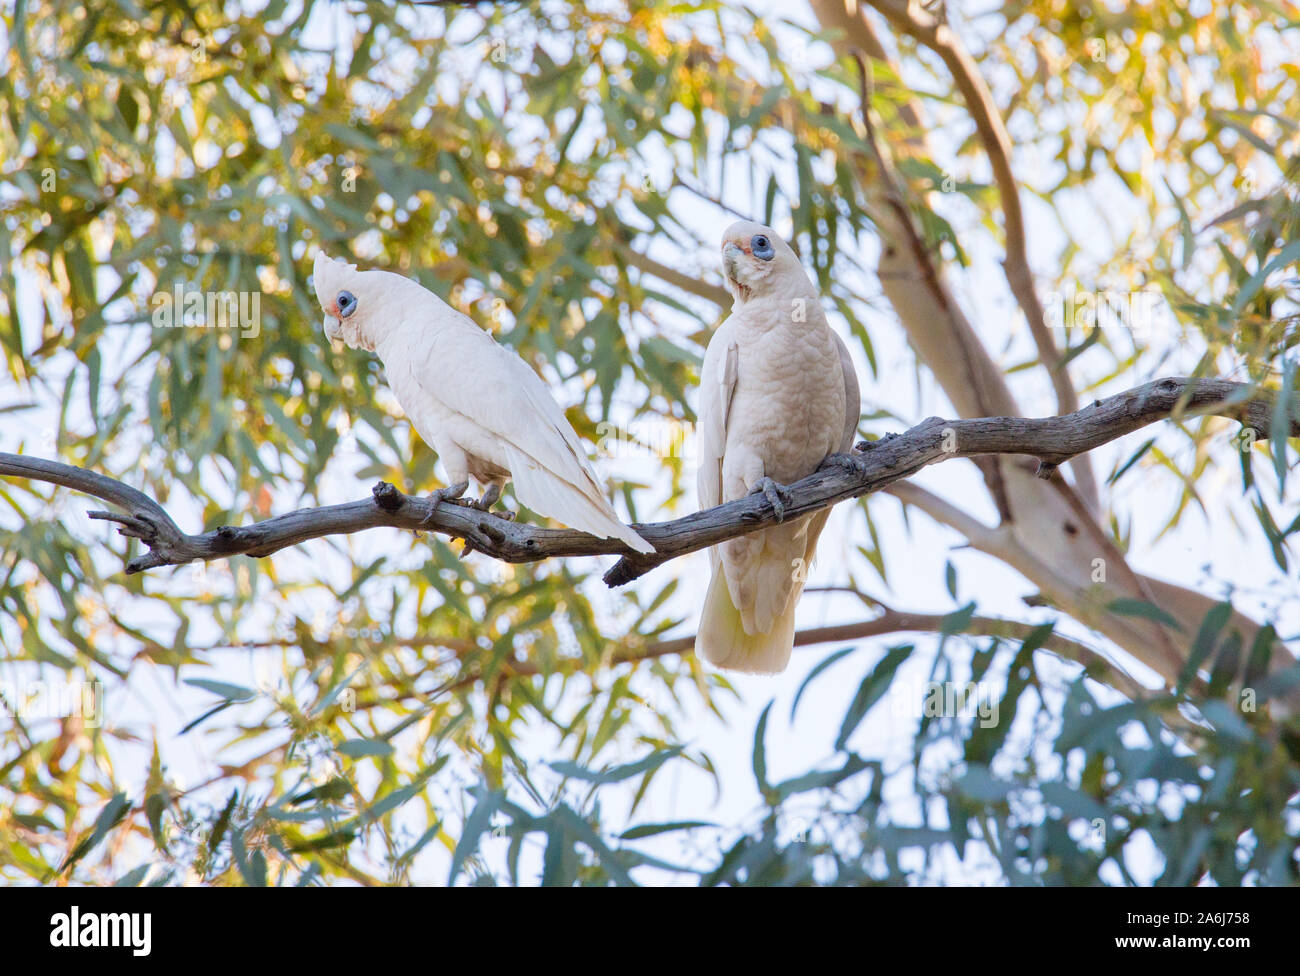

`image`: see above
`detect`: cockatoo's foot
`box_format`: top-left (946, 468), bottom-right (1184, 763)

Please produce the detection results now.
top-left (419, 481), bottom-right (470, 526)
top-left (468, 484), bottom-right (502, 511)
top-left (750, 476), bottom-right (794, 523)
top-left (853, 433), bottom-right (897, 453)
top-left (820, 451), bottom-right (870, 476)
top-left (461, 484), bottom-right (516, 520)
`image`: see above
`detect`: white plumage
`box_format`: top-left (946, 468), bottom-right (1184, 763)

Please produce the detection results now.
top-left (695, 222), bottom-right (860, 673)
top-left (313, 252), bottom-right (653, 554)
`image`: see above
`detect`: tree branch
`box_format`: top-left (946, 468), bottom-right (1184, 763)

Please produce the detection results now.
top-left (438, 604), bottom-right (1151, 703)
top-left (2, 377), bottom-right (1293, 587)
top-left (612, 240), bottom-right (733, 309)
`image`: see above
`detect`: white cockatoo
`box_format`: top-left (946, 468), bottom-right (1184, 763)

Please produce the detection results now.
top-left (695, 222), bottom-right (861, 673)
top-left (313, 252), bottom-right (653, 554)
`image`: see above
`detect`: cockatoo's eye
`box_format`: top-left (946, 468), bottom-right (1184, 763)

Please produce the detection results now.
top-left (336, 290), bottom-right (358, 318)
top-left (751, 235), bottom-right (774, 261)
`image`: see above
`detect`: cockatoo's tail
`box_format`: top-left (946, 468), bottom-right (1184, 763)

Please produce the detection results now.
top-left (311, 251), bottom-right (654, 554)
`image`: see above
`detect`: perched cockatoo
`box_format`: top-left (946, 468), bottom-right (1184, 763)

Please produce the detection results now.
top-left (313, 252), bottom-right (653, 554)
top-left (695, 222), bottom-right (861, 673)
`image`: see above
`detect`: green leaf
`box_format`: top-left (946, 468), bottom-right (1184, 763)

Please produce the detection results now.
top-left (184, 678), bottom-right (256, 701)
top-left (835, 645), bottom-right (912, 751)
top-left (941, 602), bottom-right (976, 636)
top-left (59, 792), bottom-right (130, 874)
top-left (1230, 240), bottom-right (1300, 316)
top-left (290, 777), bottom-right (351, 806)
top-left (86, 345), bottom-right (101, 428)
top-left (774, 753), bottom-right (870, 801)
top-left (1108, 437), bottom-right (1155, 485)
top-left (1242, 623), bottom-right (1277, 687)
top-left (311, 662), bottom-right (368, 717)
top-left (112, 864), bottom-right (152, 887)
top-left (1057, 700), bottom-right (1166, 753)
top-left (1106, 598), bottom-right (1181, 631)
top-left (1162, 177), bottom-right (1196, 271)
top-left (206, 791), bottom-right (239, 863)
top-left (116, 86), bottom-right (139, 131)
top-left (954, 765), bottom-right (1014, 803)
top-left (1196, 701), bottom-right (1253, 743)
top-left (554, 805), bottom-right (635, 886)
top-left (966, 623), bottom-right (1053, 764)
top-left (287, 828), bottom-right (357, 853)
top-left (1257, 662), bottom-right (1300, 703)
top-left (1176, 601), bottom-right (1232, 695)
top-left (232, 830), bottom-right (267, 886)
top-left (448, 787), bottom-right (503, 884)
top-left (1271, 360), bottom-right (1296, 488)
top-left (1040, 782), bottom-right (1109, 823)
top-left (790, 644), bottom-right (858, 721)
top-left (337, 738), bottom-right (395, 759)
top-left (619, 820), bottom-right (715, 841)
top-left (178, 701), bottom-right (235, 735)
top-left (549, 746), bottom-right (683, 785)
top-left (752, 701), bottom-right (773, 795)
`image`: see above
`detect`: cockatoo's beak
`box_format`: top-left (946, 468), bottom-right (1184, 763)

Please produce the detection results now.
top-left (722, 241), bottom-right (743, 276)
top-left (722, 241), bottom-right (750, 301)
top-left (314, 251), bottom-right (340, 340)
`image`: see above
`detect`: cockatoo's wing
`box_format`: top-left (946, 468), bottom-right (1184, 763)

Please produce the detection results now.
top-left (696, 323), bottom-right (740, 572)
top-left (832, 330), bottom-right (861, 452)
top-left (391, 307), bottom-right (653, 553)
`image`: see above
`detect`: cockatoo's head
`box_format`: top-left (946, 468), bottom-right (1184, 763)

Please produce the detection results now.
top-left (720, 221), bottom-right (800, 304)
top-left (313, 252), bottom-right (422, 352)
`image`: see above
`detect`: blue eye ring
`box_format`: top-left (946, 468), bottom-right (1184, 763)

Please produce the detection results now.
top-left (751, 235), bottom-right (775, 261)
top-left (336, 290), bottom-right (357, 318)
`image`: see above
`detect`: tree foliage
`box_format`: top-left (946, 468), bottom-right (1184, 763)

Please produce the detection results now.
top-left (0, 0), bottom-right (1297, 885)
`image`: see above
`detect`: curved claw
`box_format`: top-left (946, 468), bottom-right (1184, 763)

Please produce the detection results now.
top-left (463, 484), bottom-right (518, 521)
top-left (419, 481), bottom-right (470, 527)
top-left (750, 476), bottom-right (793, 523)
